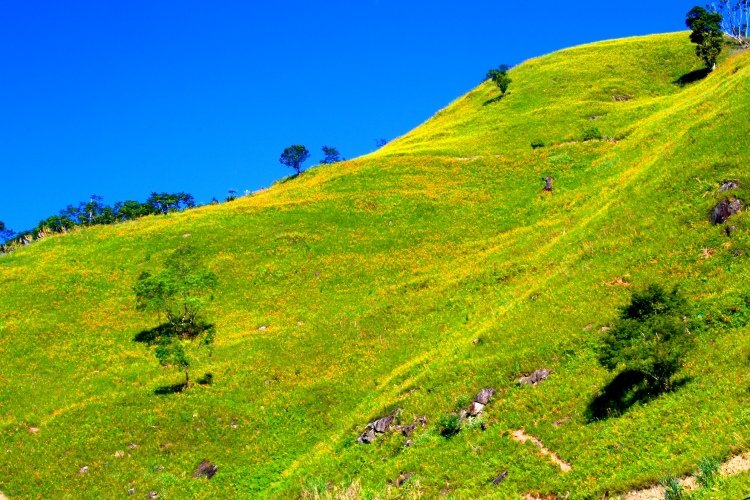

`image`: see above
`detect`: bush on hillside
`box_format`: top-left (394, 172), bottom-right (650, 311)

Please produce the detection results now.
top-left (582, 127), bottom-right (603, 141)
top-left (531, 139), bottom-right (546, 149)
top-left (598, 284), bottom-right (693, 392)
top-left (438, 414), bottom-right (461, 437)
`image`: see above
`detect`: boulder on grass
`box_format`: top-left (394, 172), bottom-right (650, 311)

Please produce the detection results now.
top-left (467, 402), bottom-right (485, 417)
top-left (357, 428), bottom-right (376, 444)
top-left (519, 369), bottom-right (551, 386)
top-left (711, 198), bottom-right (743, 224)
top-left (474, 388), bottom-right (496, 405)
top-left (193, 460), bottom-right (218, 479)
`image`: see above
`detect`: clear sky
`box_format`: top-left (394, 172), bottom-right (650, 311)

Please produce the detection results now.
top-left (0, 0), bottom-right (696, 231)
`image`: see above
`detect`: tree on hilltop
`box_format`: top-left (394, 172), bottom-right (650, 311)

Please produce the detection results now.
top-left (686, 6), bottom-right (724, 70)
top-left (320, 146), bottom-right (342, 164)
top-left (279, 145), bottom-right (310, 175)
top-left (486, 65), bottom-right (512, 96)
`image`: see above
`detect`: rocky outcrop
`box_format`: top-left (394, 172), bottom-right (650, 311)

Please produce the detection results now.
top-left (519, 369), bottom-right (551, 386)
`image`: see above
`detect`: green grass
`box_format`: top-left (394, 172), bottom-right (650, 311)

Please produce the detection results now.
top-left (1, 32), bottom-right (750, 498)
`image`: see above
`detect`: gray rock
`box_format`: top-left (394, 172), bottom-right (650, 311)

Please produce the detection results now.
top-left (357, 428), bottom-right (376, 444)
top-left (726, 225), bottom-right (738, 237)
top-left (720, 180), bottom-right (740, 191)
top-left (467, 402), bottom-right (486, 417)
top-left (711, 197), bottom-right (743, 224)
top-left (372, 414), bottom-right (395, 433)
top-left (395, 472), bottom-right (414, 487)
top-left (401, 423), bottom-right (417, 437)
top-left (519, 369), bottom-right (551, 386)
top-left (474, 387), bottom-right (496, 405)
top-left (492, 471), bottom-right (508, 485)
top-left (193, 460), bottom-right (218, 479)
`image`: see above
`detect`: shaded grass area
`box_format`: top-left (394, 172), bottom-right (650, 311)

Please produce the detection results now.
top-left (0, 32), bottom-right (749, 498)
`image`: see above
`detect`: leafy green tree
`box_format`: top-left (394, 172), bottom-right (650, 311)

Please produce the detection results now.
top-left (320, 146), bottom-right (342, 164)
top-left (686, 6), bottom-right (724, 70)
top-left (598, 285), bottom-right (693, 391)
top-left (115, 200), bottom-right (151, 221)
top-left (486, 65), bottom-right (512, 96)
top-left (279, 145), bottom-right (310, 175)
top-left (146, 192), bottom-right (196, 215)
top-left (134, 246), bottom-right (217, 388)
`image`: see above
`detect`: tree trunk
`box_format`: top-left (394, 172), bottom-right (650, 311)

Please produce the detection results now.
top-left (184, 368), bottom-right (190, 388)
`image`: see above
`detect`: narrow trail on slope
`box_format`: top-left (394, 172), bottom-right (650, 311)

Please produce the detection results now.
top-left (623, 452), bottom-right (750, 499)
top-left (511, 430), bottom-right (572, 472)
top-left (521, 451), bottom-right (750, 499)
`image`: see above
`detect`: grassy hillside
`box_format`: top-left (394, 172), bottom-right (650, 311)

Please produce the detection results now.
top-left (2, 32), bottom-right (750, 498)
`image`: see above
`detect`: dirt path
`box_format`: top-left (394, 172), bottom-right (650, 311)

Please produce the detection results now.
top-left (511, 430), bottom-right (572, 473)
top-left (623, 451), bottom-right (750, 499)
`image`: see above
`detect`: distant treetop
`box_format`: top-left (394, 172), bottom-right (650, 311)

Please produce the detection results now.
top-left (320, 146), bottom-right (343, 164)
top-left (486, 65), bottom-right (512, 96)
top-left (279, 145), bottom-right (310, 175)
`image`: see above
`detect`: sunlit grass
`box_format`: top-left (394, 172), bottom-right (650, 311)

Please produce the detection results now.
top-left (1, 32), bottom-right (749, 498)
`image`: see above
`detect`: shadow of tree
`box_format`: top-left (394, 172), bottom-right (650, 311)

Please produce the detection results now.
top-left (585, 370), bottom-right (691, 422)
top-left (275, 172), bottom-right (302, 185)
top-left (133, 324), bottom-right (171, 345)
top-left (483, 94), bottom-right (506, 106)
top-left (154, 383), bottom-right (187, 395)
top-left (674, 68), bottom-right (710, 87)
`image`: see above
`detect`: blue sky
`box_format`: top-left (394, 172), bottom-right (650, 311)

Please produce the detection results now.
top-left (0, 0), bottom-right (695, 231)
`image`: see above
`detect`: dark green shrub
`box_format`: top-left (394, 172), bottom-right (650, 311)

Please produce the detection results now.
top-left (486, 65), bottom-right (512, 96)
top-left (582, 127), bottom-right (603, 141)
top-left (438, 414), bottom-right (461, 437)
top-left (661, 475), bottom-right (685, 499)
top-left (696, 457), bottom-right (720, 487)
top-left (598, 285), bottom-right (693, 391)
top-left (531, 139), bottom-right (546, 149)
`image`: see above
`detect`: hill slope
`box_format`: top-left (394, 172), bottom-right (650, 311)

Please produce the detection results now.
top-left (2, 32), bottom-right (750, 498)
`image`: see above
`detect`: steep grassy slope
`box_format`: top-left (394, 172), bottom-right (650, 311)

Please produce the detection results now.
top-left (1, 33), bottom-right (750, 498)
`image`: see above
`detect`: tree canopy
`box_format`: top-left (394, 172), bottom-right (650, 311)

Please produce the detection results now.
top-left (686, 6), bottom-right (724, 69)
top-left (320, 146), bottom-right (342, 164)
top-left (486, 65), bottom-right (512, 96)
top-left (598, 284), bottom-right (693, 391)
top-left (279, 145), bottom-right (310, 175)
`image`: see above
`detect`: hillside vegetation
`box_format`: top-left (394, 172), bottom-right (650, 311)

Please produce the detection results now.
top-left (1, 32), bottom-right (750, 498)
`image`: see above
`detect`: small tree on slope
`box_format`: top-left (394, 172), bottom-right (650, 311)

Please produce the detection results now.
top-left (279, 145), bottom-right (310, 175)
top-left (486, 65), bottom-right (512, 96)
top-left (598, 285), bottom-right (693, 392)
top-left (134, 245), bottom-right (217, 388)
